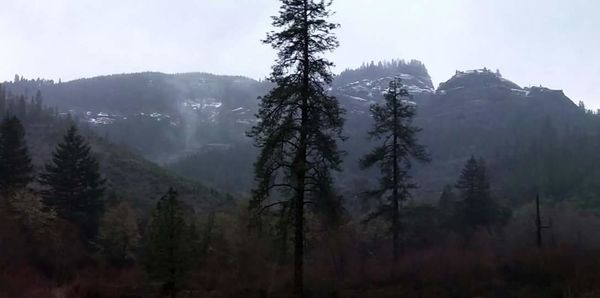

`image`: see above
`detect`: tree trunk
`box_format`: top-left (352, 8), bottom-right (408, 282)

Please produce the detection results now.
top-left (392, 88), bottom-right (400, 262)
top-left (294, 182), bottom-right (304, 297)
top-left (293, 2), bottom-right (310, 296)
top-left (535, 193), bottom-right (542, 248)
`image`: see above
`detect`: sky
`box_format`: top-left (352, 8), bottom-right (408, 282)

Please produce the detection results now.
top-left (1, 0), bottom-right (599, 107)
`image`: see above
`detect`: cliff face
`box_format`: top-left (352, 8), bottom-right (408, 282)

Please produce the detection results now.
top-left (333, 66), bottom-right (582, 200)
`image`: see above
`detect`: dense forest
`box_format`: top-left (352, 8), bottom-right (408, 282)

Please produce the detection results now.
top-left (2, 0), bottom-right (600, 297)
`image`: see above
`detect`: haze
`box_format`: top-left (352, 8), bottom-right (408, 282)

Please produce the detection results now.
top-left (1, 0), bottom-right (598, 107)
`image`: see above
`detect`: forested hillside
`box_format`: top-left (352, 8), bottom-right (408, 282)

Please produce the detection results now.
top-left (5, 62), bottom-right (598, 209)
top-left (0, 85), bottom-right (228, 211)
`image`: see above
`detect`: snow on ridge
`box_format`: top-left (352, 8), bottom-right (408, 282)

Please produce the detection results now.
top-left (348, 95), bottom-right (368, 102)
top-left (338, 74), bottom-right (434, 99)
top-left (183, 98), bottom-right (224, 111)
top-left (511, 88), bottom-right (530, 97)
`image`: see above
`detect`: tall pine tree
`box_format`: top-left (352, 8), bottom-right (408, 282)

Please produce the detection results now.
top-left (40, 125), bottom-right (105, 240)
top-left (360, 78), bottom-right (429, 261)
top-left (455, 157), bottom-right (497, 234)
top-left (143, 187), bottom-right (194, 298)
top-left (0, 116), bottom-right (33, 194)
top-left (247, 0), bottom-right (344, 295)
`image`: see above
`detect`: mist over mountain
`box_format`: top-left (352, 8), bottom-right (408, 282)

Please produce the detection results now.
top-left (2, 59), bottom-right (587, 201)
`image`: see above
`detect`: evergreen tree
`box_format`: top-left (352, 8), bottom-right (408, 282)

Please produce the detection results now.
top-left (455, 157), bottom-right (501, 233)
top-left (16, 96), bottom-right (26, 122)
top-left (39, 125), bottom-right (105, 240)
top-left (143, 188), bottom-right (193, 298)
top-left (247, 0), bottom-right (344, 295)
top-left (0, 84), bottom-right (6, 117)
top-left (438, 184), bottom-right (458, 229)
top-left (7, 97), bottom-right (15, 116)
top-left (578, 100), bottom-right (586, 111)
top-left (0, 116), bottom-right (33, 194)
top-left (32, 90), bottom-right (43, 121)
top-left (439, 185), bottom-right (456, 211)
top-left (359, 78), bottom-right (429, 261)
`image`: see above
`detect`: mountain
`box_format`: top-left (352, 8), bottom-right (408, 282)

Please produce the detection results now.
top-left (407, 68), bottom-right (582, 199)
top-left (0, 95), bottom-right (230, 212)
top-left (6, 73), bottom-right (270, 162)
top-left (3, 61), bottom-right (587, 202)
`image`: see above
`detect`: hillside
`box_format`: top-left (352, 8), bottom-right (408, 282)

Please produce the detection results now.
top-left (3, 62), bottom-right (589, 202)
top-left (6, 73), bottom-right (270, 162)
top-left (4, 99), bottom-right (231, 212)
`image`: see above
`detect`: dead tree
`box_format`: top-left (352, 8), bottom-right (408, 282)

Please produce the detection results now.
top-left (535, 193), bottom-right (551, 248)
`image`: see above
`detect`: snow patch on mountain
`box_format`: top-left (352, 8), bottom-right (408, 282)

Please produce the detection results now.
top-left (335, 74), bottom-right (434, 105)
top-left (438, 68), bottom-right (521, 92)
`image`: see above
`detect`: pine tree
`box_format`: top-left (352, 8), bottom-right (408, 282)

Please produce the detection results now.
top-left (359, 78), bottom-right (429, 261)
top-left (32, 90), bottom-right (43, 121)
top-left (16, 96), bottom-right (26, 122)
top-left (40, 125), bottom-right (105, 240)
top-left (247, 0), bottom-right (344, 295)
top-left (0, 116), bottom-right (33, 194)
top-left (0, 84), bottom-right (6, 117)
top-left (438, 184), bottom-right (458, 229)
top-left (455, 157), bottom-right (494, 232)
top-left (7, 98), bottom-right (15, 116)
top-left (439, 185), bottom-right (456, 211)
top-left (143, 188), bottom-right (193, 298)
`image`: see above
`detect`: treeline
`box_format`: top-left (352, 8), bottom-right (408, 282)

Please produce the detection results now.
top-left (334, 59), bottom-right (430, 87)
top-left (502, 116), bottom-right (600, 207)
top-left (0, 84), bottom-right (57, 125)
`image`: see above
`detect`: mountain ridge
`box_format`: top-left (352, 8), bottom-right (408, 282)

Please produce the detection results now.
top-left (2, 60), bottom-right (585, 200)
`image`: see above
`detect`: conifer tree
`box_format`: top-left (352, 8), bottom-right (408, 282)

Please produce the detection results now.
top-left (0, 116), bottom-right (33, 194)
top-left (40, 125), bottom-right (105, 239)
top-left (360, 78), bottom-right (429, 261)
top-left (16, 96), bottom-right (26, 122)
top-left (247, 0), bottom-right (344, 295)
top-left (0, 84), bottom-right (6, 117)
top-left (32, 90), bottom-right (43, 121)
top-left (455, 157), bottom-right (494, 232)
top-left (438, 184), bottom-right (458, 229)
top-left (143, 188), bottom-right (193, 298)
top-left (439, 185), bottom-right (456, 211)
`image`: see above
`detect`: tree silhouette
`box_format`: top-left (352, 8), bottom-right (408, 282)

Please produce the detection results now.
top-left (455, 157), bottom-right (504, 234)
top-left (0, 116), bottom-right (33, 195)
top-left (40, 125), bottom-right (105, 240)
top-left (360, 78), bottom-right (429, 261)
top-left (247, 0), bottom-right (344, 295)
top-left (143, 187), bottom-right (194, 298)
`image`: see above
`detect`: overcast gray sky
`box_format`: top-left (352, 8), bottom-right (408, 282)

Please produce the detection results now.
top-left (1, 0), bottom-right (598, 107)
